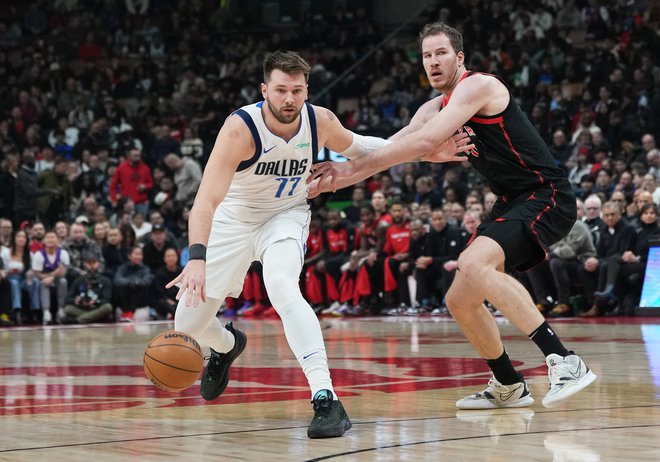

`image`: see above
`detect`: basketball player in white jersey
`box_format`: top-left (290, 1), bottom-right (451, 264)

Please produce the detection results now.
top-left (166, 51), bottom-right (473, 438)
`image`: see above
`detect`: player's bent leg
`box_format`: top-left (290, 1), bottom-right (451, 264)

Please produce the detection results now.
top-left (446, 269), bottom-right (534, 410)
top-left (458, 236), bottom-right (545, 334)
top-left (445, 267), bottom-right (504, 361)
top-left (263, 239), bottom-right (351, 438)
top-left (457, 236), bottom-right (596, 407)
top-left (174, 294), bottom-right (247, 401)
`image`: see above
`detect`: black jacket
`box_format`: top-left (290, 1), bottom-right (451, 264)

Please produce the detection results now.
top-left (114, 262), bottom-right (153, 288)
top-left (635, 222), bottom-right (660, 264)
top-left (151, 265), bottom-right (181, 303)
top-left (597, 219), bottom-right (637, 259)
top-left (14, 165), bottom-right (46, 214)
top-left (66, 273), bottom-right (112, 308)
top-left (425, 224), bottom-right (463, 271)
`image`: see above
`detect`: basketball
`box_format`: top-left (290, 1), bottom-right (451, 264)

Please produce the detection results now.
top-left (143, 330), bottom-right (204, 392)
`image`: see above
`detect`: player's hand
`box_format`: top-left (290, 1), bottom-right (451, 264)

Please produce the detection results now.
top-left (166, 259), bottom-right (206, 307)
top-left (307, 177), bottom-right (323, 199)
top-left (307, 161), bottom-right (354, 193)
top-left (419, 132), bottom-right (475, 163)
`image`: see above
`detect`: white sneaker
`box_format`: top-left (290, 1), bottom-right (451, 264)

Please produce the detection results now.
top-left (322, 301), bottom-right (341, 315)
top-left (456, 376), bottom-right (534, 410)
top-left (542, 354), bottom-right (597, 408)
top-left (42, 309), bottom-right (52, 325)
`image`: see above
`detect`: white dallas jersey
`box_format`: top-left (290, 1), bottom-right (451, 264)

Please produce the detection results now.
top-left (215, 101), bottom-right (318, 224)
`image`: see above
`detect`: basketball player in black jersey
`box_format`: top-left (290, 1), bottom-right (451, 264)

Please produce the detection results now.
top-left (309, 22), bottom-right (597, 409)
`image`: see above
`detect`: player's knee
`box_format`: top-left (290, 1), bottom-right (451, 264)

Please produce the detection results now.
top-left (456, 252), bottom-right (486, 279)
top-left (445, 286), bottom-right (461, 313)
top-left (264, 272), bottom-right (300, 307)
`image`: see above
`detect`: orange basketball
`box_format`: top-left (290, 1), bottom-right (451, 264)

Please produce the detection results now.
top-left (143, 330), bottom-right (204, 392)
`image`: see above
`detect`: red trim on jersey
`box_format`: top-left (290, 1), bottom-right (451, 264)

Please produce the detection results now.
top-left (495, 217), bottom-right (506, 222)
top-left (470, 115), bottom-right (503, 125)
top-left (441, 71), bottom-right (472, 107)
top-left (466, 230), bottom-right (477, 247)
top-left (499, 121), bottom-right (545, 185)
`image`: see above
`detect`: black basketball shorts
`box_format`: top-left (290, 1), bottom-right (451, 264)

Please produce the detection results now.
top-left (474, 181), bottom-right (577, 272)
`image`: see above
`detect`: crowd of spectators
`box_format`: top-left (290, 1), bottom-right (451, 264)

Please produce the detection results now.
top-left (0, 0), bottom-right (658, 325)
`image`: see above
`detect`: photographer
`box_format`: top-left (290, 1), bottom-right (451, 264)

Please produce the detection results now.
top-left (62, 251), bottom-right (113, 324)
top-left (113, 245), bottom-right (153, 322)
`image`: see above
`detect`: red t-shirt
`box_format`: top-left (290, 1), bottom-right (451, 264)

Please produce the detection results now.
top-left (305, 228), bottom-right (324, 258)
top-left (384, 222), bottom-right (410, 256)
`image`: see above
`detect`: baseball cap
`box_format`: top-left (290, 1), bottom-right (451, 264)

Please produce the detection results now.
top-left (152, 223), bottom-right (165, 232)
top-left (83, 249), bottom-right (101, 262)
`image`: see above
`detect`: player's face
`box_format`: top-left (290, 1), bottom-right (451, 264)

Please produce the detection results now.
top-left (371, 192), bottom-right (386, 211)
top-left (390, 204), bottom-right (405, 224)
top-left (327, 212), bottom-right (340, 229)
top-left (262, 69), bottom-right (308, 125)
top-left (421, 33), bottom-right (464, 91)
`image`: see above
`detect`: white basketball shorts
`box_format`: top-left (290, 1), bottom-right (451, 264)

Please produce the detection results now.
top-left (205, 204), bottom-right (311, 299)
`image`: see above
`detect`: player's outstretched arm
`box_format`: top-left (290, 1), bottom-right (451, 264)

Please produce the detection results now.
top-left (314, 105), bottom-right (391, 160)
top-left (309, 78), bottom-right (490, 192)
top-left (166, 115), bottom-right (253, 307)
top-left (387, 97), bottom-right (443, 142)
top-left (308, 131), bottom-right (473, 195)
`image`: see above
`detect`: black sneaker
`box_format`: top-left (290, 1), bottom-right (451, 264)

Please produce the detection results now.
top-left (200, 322), bottom-right (247, 401)
top-left (307, 390), bottom-right (352, 438)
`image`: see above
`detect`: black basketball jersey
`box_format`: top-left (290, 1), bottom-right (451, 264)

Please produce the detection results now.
top-left (441, 71), bottom-right (567, 196)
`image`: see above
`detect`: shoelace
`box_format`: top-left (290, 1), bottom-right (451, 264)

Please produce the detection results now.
top-left (203, 353), bottom-right (223, 379)
top-left (312, 397), bottom-right (333, 416)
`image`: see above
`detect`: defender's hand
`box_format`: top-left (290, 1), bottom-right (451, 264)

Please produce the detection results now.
top-left (419, 132), bottom-right (475, 163)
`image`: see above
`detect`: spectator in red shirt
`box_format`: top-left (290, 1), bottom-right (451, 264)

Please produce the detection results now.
top-left (78, 33), bottom-right (101, 60)
top-left (109, 148), bottom-right (154, 217)
top-left (383, 200), bottom-right (411, 310)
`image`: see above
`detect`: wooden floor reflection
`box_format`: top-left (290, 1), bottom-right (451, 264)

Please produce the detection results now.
top-left (1, 316), bottom-right (659, 461)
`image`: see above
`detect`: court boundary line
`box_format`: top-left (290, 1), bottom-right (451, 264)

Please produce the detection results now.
top-left (1, 403), bottom-right (658, 454)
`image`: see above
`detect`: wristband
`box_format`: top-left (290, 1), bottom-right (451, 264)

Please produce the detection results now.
top-left (188, 243), bottom-right (207, 261)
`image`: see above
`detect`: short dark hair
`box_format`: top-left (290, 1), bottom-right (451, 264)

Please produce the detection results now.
top-left (640, 203), bottom-right (658, 216)
top-left (263, 51), bottom-right (311, 83)
top-left (418, 22), bottom-right (463, 53)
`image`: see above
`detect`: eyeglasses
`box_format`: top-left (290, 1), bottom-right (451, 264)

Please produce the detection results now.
top-left (586, 207), bottom-right (600, 210)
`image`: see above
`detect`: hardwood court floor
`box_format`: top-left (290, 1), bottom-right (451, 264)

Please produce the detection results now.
top-left (1, 315), bottom-right (659, 461)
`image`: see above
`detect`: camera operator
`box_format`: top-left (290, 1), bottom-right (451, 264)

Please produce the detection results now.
top-left (62, 250), bottom-right (113, 324)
